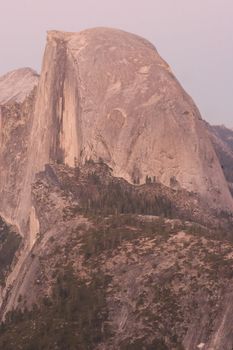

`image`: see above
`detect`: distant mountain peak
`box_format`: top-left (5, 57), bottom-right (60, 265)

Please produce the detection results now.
top-left (0, 67), bottom-right (39, 105)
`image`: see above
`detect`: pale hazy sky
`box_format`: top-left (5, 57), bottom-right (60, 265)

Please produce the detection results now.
top-left (0, 0), bottom-right (232, 126)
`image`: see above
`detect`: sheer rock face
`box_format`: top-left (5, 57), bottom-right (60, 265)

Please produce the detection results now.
top-left (0, 68), bottom-right (39, 233)
top-left (28, 28), bottom-right (233, 212)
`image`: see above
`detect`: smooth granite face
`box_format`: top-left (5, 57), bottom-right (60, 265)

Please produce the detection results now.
top-left (29, 28), bottom-right (233, 212)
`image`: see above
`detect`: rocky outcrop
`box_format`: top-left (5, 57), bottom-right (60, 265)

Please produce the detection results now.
top-left (0, 68), bottom-right (39, 234)
top-left (0, 68), bottom-right (39, 231)
top-left (0, 69), bottom-right (39, 318)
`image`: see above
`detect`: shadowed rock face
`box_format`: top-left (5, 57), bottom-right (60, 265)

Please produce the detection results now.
top-left (203, 123), bottom-right (233, 203)
top-left (27, 28), bottom-right (233, 213)
top-left (207, 124), bottom-right (233, 194)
